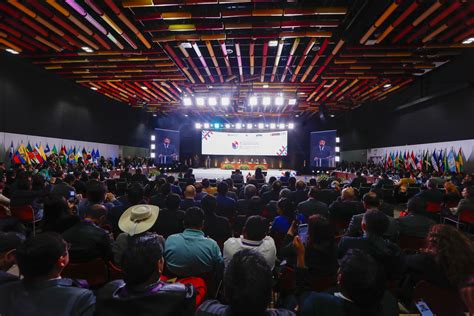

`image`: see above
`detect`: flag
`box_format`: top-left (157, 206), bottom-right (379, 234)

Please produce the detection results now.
top-left (60, 145), bottom-right (67, 156)
top-left (456, 148), bottom-right (464, 173)
top-left (416, 151), bottom-right (422, 170)
top-left (95, 148), bottom-right (100, 159)
top-left (18, 143), bottom-right (30, 165)
top-left (91, 149), bottom-right (96, 162)
top-left (8, 141), bottom-right (14, 161)
top-left (44, 144), bottom-right (51, 156)
top-left (398, 151), bottom-right (405, 169)
top-left (387, 152), bottom-right (393, 168)
top-left (26, 142), bottom-right (38, 164)
top-left (52, 144), bottom-right (58, 155)
top-left (33, 144), bottom-right (44, 164)
top-left (409, 151), bottom-right (417, 170)
top-left (395, 151), bottom-right (399, 168)
top-left (447, 148), bottom-right (456, 173)
top-left (38, 144), bottom-right (47, 161)
top-left (443, 149), bottom-right (449, 173)
top-left (431, 150), bottom-right (439, 172)
top-left (12, 149), bottom-right (25, 164)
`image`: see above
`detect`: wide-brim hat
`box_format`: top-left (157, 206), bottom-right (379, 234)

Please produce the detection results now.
top-left (118, 204), bottom-right (159, 236)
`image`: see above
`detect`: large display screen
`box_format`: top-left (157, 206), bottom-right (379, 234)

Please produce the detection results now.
top-left (310, 130), bottom-right (337, 167)
top-left (202, 130), bottom-right (288, 156)
top-left (153, 128), bottom-right (180, 164)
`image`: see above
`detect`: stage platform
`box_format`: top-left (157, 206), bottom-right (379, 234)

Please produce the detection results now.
top-left (183, 168), bottom-right (306, 181)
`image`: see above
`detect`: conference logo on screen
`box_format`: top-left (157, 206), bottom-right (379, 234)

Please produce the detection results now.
top-left (232, 140), bottom-right (240, 150)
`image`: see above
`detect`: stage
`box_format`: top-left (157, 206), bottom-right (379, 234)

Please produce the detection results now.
top-left (186, 168), bottom-right (299, 181)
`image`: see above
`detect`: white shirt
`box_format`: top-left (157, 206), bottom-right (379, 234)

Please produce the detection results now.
top-left (223, 236), bottom-right (276, 270)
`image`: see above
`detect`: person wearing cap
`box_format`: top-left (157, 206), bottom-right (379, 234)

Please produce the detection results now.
top-left (113, 204), bottom-right (164, 266)
top-left (165, 207), bottom-right (224, 278)
top-left (0, 232), bottom-right (25, 285)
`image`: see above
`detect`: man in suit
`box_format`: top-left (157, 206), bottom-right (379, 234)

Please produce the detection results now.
top-left (416, 179), bottom-right (444, 204)
top-left (262, 180), bottom-right (282, 204)
top-left (346, 192), bottom-right (399, 241)
top-left (291, 180), bottom-right (309, 205)
top-left (374, 173), bottom-right (394, 188)
top-left (157, 137), bottom-right (177, 164)
top-left (215, 182), bottom-right (236, 220)
top-left (349, 171), bottom-right (367, 189)
top-left (297, 186), bottom-right (329, 221)
top-left (396, 197), bottom-right (435, 238)
top-left (180, 185), bottom-right (198, 210)
top-left (313, 139), bottom-right (332, 167)
top-left (328, 187), bottom-right (364, 223)
top-left (230, 169), bottom-right (244, 184)
top-left (236, 184), bottom-right (257, 215)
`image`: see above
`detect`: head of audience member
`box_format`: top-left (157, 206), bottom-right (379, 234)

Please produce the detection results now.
top-left (90, 171), bottom-right (100, 180)
top-left (444, 181), bottom-right (460, 196)
top-left (426, 224), bottom-right (474, 287)
top-left (183, 207), bottom-right (205, 231)
top-left (337, 249), bottom-right (386, 314)
top-left (284, 171), bottom-right (290, 178)
top-left (243, 184), bottom-right (257, 200)
top-left (243, 216), bottom-right (268, 242)
top-left (194, 182), bottom-right (203, 194)
top-left (279, 188), bottom-right (292, 199)
top-left (86, 180), bottom-right (106, 204)
top-left (404, 172), bottom-right (411, 179)
top-left (15, 233), bottom-right (70, 282)
top-left (184, 185), bottom-right (196, 200)
top-left (307, 215), bottom-right (334, 248)
top-left (248, 196), bottom-right (264, 217)
top-left (277, 198), bottom-right (296, 221)
top-left (361, 210), bottom-right (389, 238)
top-left (0, 232), bottom-right (25, 271)
top-left (135, 168), bottom-right (143, 175)
top-left (201, 178), bottom-right (210, 188)
top-left (341, 187), bottom-right (355, 201)
top-left (462, 186), bottom-right (474, 200)
top-left (226, 178), bottom-right (235, 190)
top-left (288, 176), bottom-right (296, 187)
top-left (127, 183), bottom-right (144, 205)
top-left (271, 180), bottom-right (282, 193)
top-left (159, 182), bottom-right (172, 196)
top-left (84, 204), bottom-right (107, 225)
top-left (165, 193), bottom-right (181, 211)
top-left (296, 180), bottom-right (306, 191)
top-left (217, 182), bottom-right (229, 195)
top-left (308, 186), bottom-right (319, 200)
top-left (234, 169), bottom-right (241, 175)
top-left (268, 176), bottom-right (277, 185)
top-left (63, 174), bottom-right (76, 186)
top-left (166, 176), bottom-right (175, 185)
top-left (426, 179), bottom-right (438, 190)
top-left (356, 171), bottom-right (362, 177)
top-left (200, 195), bottom-right (217, 217)
top-left (43, 195), bottom-right (71, 226)
top-left (184, 168), bottom-right (193, 178)
top-left (255, 168), bottom-right (263, 177)
top-left (407, 196), bottom-right (426, 215)
top-left (362, 192), bottom-right (381, 211)
top-left (381, 173), bottom-right (389, 180)
top-left (17, 177), bottom-right (32, 191)
top-left (224, 249), bottom-right (273, 316)
top-left (309, 178), bottom-right (317, 187)
top-left (121, 235), bottom-right (164, 289)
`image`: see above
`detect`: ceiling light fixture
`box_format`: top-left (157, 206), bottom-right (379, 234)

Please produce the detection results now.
top-left (263, 84), bottom-right (269, 88)
top-left (203, 123), bottom-right (210, 129)
top-left (208, 97), bottom-right (217, 106)
top-left (268, 40), bottom-right (278, 47)
top-left (5, 48), bottom-right (19, 55)
top-left (249, 96), bottom-right (258, 106)
top-left (462, 37), bottom-right (474, 44)
top-left (247, 123), bottom-right (253, 129)
top-left (235, 123), bottom-right (242, 129)
top-left (81, 46), bottom-right (93, 53)
top-left (221, 96), bottom-right (230, 106)
top-left (270, 123), bottom-right (276, 129)
top-left (90, 87), bottom-right (98, 91)
top-left (383, 83), bottom-right (392, 88)
top-left (195, 123), bottom-right (202, 129)
top-left (262, 96), bottom-right (271, 106)
top-left (183, 97), bottom-right (192, 106)
top-left (196, 97), bottom-right (205, 107)
top-left (275, 96), bottom-right (284, 106)
top-left (288, 99), bottom-right (297, 105)
top-left (180, 42), bottom-right (192, 49)
top-left (258, 123), bottom-right (264, 129)
top-left (141, 86), bottom-right (148, 90)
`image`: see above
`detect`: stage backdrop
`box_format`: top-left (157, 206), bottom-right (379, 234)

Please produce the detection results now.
top-left (153, 128), bottom-right (180, 164)
top-left (366, 138), bottom-right (473, 172)
top-left (202, 130), bottom-right (288, 156)
top-left (310, 130), bottom-right (337, 167)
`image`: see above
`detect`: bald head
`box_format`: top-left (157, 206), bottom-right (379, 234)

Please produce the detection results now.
top-left (342, 187), bottom-right (355, 201)
top-left (184, 185), bottom-right (196, 199)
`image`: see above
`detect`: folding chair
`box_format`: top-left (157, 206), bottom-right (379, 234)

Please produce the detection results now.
top-left (61, 257), bottom-right (109, 288)
top-left (10, 205), bottom-right (40, 236)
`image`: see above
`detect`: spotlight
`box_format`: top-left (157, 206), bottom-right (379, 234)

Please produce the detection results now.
top-left (208, 97), bottom-right (217, 106)
top-left (183, 97), bottom-right (192, 106)
top-left (81, 46), bottom-right (93, 53)
top-left (270, 123), bottom-right (276, 129)
top-left (462, 37), bottom-right (474, 44)
top-left (214, 123), bottom-right (220, 129)
top-left (330, 114), bottom-right (335, 118)
top-left (262, 96), bottom-right (271, 106)
top-left (249, 96), bottom-right (258, 106)
top-left (184, 114), bottom-right (188, 117)
top-left (235, 123), bottom-right (242, 129)
top-left (258, 123), bottom-right (264, 129)
top-left (263, 84), bottom-right (269, 88)
top-left (288, 123), bottom-right (295, 129)
top-left (150, 135), bottom-right (156, 141)
top-left (225, 123), bottom-right (230, 128)
top-left (278, 123), bottom-right (285, 129)
top-left (150, 144), bottom-right (156, 150)
top-left (246, 123), bottom-right (253, 129)
top-left (196, 97), bottom-right (205, 107)
top-left (221, 96), bottom-right (230, 106)
top-left (90, 87), bottom-right (98, 91)
top-left (268, 40), bottom-right (278, 47)
top-left (383, 83), bottom-right (392, 88)
top-left (152, 114), bottom-right (157, 117)
top-left (295, 114), bottom-right (300, 117)
top-left (150, 152), bottom-right (156, 158)
top-left (203, 123), bottom-right (210, 129)
top-left (141, 86), bottom-right (148, 90)
top-left (336, 137), bottom-right (340, 143)
top-left (275, 96), bottom-right (284, 106)
top-left (335, 156), bottom-right (340, 162)
top-left (288, 99), bottom-right (297, 105)
top-left (5, 48), bottom-right (19, 55)
top-left (335, 146), bottom-right (340, 153)
top-left (195, 123), bottom-right (202, 129)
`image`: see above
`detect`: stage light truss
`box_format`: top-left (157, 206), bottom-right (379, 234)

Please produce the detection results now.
top-left (181, 95), bottom-right (297, 107)
top-left (194, 122), bottom-right (295, 130)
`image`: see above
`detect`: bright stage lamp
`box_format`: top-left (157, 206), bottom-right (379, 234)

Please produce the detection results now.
top-left (150, 135), bottom-right (156, 141)
top-left (275, 96), bottom-right (284, 106)
top-left (221, 96), bottom-right (230, 106)
top-left (208, 97), bottom-right (217, 106)
top-left (262, 96), bottom-right (271, 106)
top-left (270, 123), bottom-right (276, 129)
top-left (196, 97), bottom-right (205, 107)
top-left (335, 146), bottom-right (340, 152)
top-left (150, 152), bottom-right (156, 158)
top-left (335, 156), bottom-right (340, 162)
top-left (247, 123), bottom-right (253, 129)
top-left (225, 123), bottom-right (230, 128)
top-left (249, 96), bottom-right (258, 106)
top-left (288, 98), bottom-right (297, 105)
top-left (258, 123), bottom-right (264, 129)
top-left (288, 123), bottom-right (294, 129)
top-left (183, 97), bottom-right (192, 106)
top-left (195, 123), bottom-right (202, 129)
top-left (150, 144), bottom-right (156, 150)
top-left (336, 137), bottom-right (340, 143)
top-left (235, 123), bottom-right (242, 129)
top-left (214, 123), bottom-right (220, 129)
top-left (278, 123), bottom-right (285, 129)
top-left (203, 123), bottom-right (210, 129)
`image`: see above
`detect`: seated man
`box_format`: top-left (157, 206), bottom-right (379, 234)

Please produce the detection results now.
top-left (0, 233), bottom-right (95, 316)
top-left (77, 180), bottom-right (120, 217)
top-left (223, 216), bottom-right (276, 269)
top-left (236, 184), bottom-right (257, 215)
top-left (196, 249), bottom-right (294, 316)
top-left (154, 194), bottom-right (185, 238)
top-left (345, 192), bottom-right (399, 241)
top-left (328, 187), bottom-right (364, 223)
top-left (62, 204), bottom-right (113, 262)
top-left (215, 182), bottom-right (236, 220)
top-left (291, 180), bottom-right (308, 205)
top-left (96, 235), bottom-right (195, 316)
top-left (297, 186), bottom-right (329, 221)
top-left (0, 232), bottom-right (25, 284)
top-left (165, 207), bottom-right (223, 277)
top-left (202, 195), bottom-right (232, 247)
top-left (180, 185), bottom-right (197, 210)
top-left (396, 197), bottom-right (435, 238)
top-left (194, 182), bottom-right (208, 202)
top-left (416, 179), bottom-right (444, 205)
top-left (349, 171), bottom-right (367, 188)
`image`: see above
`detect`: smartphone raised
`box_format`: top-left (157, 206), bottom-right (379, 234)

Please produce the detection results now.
top-left (298, 223), bottom-right (309, 244)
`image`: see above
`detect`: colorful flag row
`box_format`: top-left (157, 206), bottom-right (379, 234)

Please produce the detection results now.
top-left (383, 148), bottom-right (464, 173)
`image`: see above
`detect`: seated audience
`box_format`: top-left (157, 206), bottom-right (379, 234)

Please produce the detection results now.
top-left (194, 182), bottom-right (207, 201)
top-left (230, 169), bottom-right (244, 184)
top-left (77, 180), bottom-right (119, 217)
top-left (0, 233), bottom-right (95, 316)
top-left (62, 204), bottom-right (113, 262)
top-left (396, 197), bottom-right (435, 238)
top-left (202, 179), bottom-right (217, 195)
top-left (449, 186), bottom-right (474, 216)
top-left (51, 173), bottom-right (76, 200)
top-left (280, 171), bottom-right (291, 183)
top-left (328, 187), bottom-right (364, 223)
top-left (42, 195), bottom-right (80, 233)
top-left (167, 176), bottom-right (182, 195)
top-left (96, 235), bottom-right (195, 316)
top-left (107, 183), bottom-right (145, 235)
top-left (416, 179), bottom-right (444, 204)
top-left (215, 182), bottom-right (236, 220)
top-left (345, 192), bottom-right (398, 241)
top-left (443, 181), bottom-right (461, 206)
top-left (374, 173), bottom-right (394, 188)
top-left (153, 193), bottom-right (185, 238)
top-left (350, 171), bottom-right (367, 188)
top-left (196, 249), bottom-right (294, 316)
top-left (202, 195), bottom-right (231, 247)
top-left (0, 232), bottom-right (24, 284)
top-left (297, 186), bottom-right (329, 221)
top-left (224, 216), bottom-right (276, 269)
top-left (262, 180), bottom-right (282, 204)
top-left (225, 178), bottom-right (239, 201)
top-left (150, 182), bottom-right (171, 208)
top-left (119, 167), bottom-right (132, 182)
top-left (271, 198), bottom-right (297, 235)
top-left (10, 176), bottom-right (48, 219)
top-left (180, 185), bottom-right (197, 210)
top-left (291, 180), bottom-right (308, 205)
top-left (165, 207), bottom-right (223, 277)
top-left (130, 168), bottom-right (148, 185)
top-left (288, 177), bottom-right (297, 191)
top-left (236, 184), bottom-right (257, 215)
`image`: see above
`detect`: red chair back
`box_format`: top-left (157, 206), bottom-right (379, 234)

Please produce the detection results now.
top-left (413, 281), bottom-right (467, 316)
top-left (10, 205), bottom-right (34, 221)
top-left (61, 258), bottom-right (108, 288)
top-left (459, 210), bottom-right (474, 224)
top-left (425, 202), bottom-right (441, 213)
top-left (398, 235), bottom-right (427, 251)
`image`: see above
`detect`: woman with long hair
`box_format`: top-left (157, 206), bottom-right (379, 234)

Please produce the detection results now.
top-left (443, 181), bottom-right (461, 207)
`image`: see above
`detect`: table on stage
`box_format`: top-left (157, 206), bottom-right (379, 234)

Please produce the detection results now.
top-left (220, 162), bottom-right (269, 170)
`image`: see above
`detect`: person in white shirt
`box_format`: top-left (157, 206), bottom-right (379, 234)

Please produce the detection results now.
top-left (223, 215), bottom-right (276, 270)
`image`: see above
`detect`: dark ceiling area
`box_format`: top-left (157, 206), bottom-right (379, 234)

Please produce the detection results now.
top-left (0, 0), bottom-right (473, 119)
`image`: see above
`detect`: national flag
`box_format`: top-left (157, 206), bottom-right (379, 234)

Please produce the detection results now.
top-left (26, 142), bottom-right (38, 164)
top-left (38, 144), bottom-right (47, 161)
top-left (443, 149), bottom-right (449, 173)
top-left (52, 144), bottom-right (58, 155)
top-left (75, 147), bottom-right (82, 161)
top-left (395, 151), bottom-right (400, 168)
top-left (447, 148), bottom-right (456, 173)
top-left (44, 144), bottom-right (51, 156)
top-left (95, 148), bottom-right (100, 159)
top-left (18, 143), bottom-right (30, 165)
top-left (12, 149), bottom-right (25, 164)
top-left (60, 145), bottom-right (67, 156)
top-left (398, 151), bottom-right (404, 168)
top-left (33, 144), bottom-right (44, 164)
top-left (415, 151), bottom-right (422, 170)
top-left (431, 150), bottom-right (439, 172)
top-left (456, 148), bottom-right (464, 173)
top-left (409, 151), bottom-right (417, 170)
top-left (91, 149), bottom-right (96, 162)
top-left (387, 152), bottom-right (393, 168)
top-left (8, 141), bottom-right (14, 161)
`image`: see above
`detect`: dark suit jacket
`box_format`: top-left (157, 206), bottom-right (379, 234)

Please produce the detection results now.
top-left (0, 278), bottom-right (95, 316)
top-left (180, 198), bottom-right (197, 211)
top-left (197, 299), bottom-right (294, 316)
top-left (236, 199), bottom-right (250, 215)
top-left (346, 212), bottom-right (399, 241)
top-left (297, 198), bottom-right (329, 220)
top-left (395, 214), bottom-right (436, 238)
top-left (416, 188), bottom-right (444, 204)
top-left (329, 199), bottom-right (364, 222)
top-left (51, 182), bottom-right (75, 200)
top-left (216, 194), bottom-right (236, 219)
top-left (350, 176), bottom-right (367, 188)
top-left (262, 190), bottom-right (280, 204)
top-left (315, 189), bottom-right (339, 205)
top-left (231, 174), bottom-right (244, 183)
top-left (153, 208), bottom-right (185, 238)
top-left (203, 213), bottom-right (232, 245)
top-left (0, 271), bottom-right (18, 286)
top-left (157, 143), bottom-right (177, 156)
top-left (314, 146), bottom-right (332, 159)
top-left (291, 189), bottom-right (309, 205)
